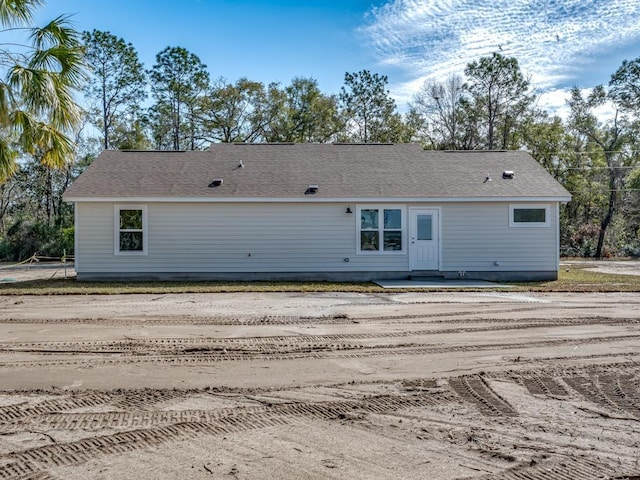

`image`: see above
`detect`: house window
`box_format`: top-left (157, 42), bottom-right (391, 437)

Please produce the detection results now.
top-left (358, 206), bottom-right (404, 253)
top-left (115, 206), bottom-right (147, 255)
top-left (509, 205), bottom-right (550, 227)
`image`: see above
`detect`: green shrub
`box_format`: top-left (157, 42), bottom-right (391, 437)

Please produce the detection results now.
top-left (560, 223), bottom-right (600, 257)
top-left (0, 220), bottom-right (74, 261)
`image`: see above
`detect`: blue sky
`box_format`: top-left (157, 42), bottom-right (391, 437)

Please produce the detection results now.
top-left (35, 0), bottom-right (640, 117)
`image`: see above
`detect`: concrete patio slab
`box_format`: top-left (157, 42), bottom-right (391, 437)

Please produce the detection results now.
top-left (373, 279), bottom-right (513, 289)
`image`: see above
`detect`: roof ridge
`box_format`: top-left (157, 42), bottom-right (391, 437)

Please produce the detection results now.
top-left (443, 149), bottom-right (508, 153)
top-left (121, 149), bottom-right (186, 153)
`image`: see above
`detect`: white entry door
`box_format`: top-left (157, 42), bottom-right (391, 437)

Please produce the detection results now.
top-left (410, 208), bottom-right (439, 271)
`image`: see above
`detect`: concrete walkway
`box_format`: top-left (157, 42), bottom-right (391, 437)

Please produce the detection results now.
top-left (373, 279), bottom-right (513, 289)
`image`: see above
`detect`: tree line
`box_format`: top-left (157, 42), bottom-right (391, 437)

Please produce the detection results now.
top-left (82, 34), bottom-right (412, 150)
top-left (0, 1), bottom-right (639, 261)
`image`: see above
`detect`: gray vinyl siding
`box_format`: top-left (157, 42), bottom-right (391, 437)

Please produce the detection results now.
top-left (75, 201), bottom-right (559, 276)
top-left (439, 202), bottom-right (558, 272)
top-left (75, 202), bottom-right (409, 274)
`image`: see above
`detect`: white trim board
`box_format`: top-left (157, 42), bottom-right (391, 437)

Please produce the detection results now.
top-left (65, 196), bottom-right (571, 204)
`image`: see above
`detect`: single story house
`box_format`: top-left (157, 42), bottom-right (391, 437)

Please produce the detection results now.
top-left (63, 143), bottom-right (571, 282)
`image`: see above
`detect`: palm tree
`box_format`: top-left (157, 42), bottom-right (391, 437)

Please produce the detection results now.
top-left (0, 0), bottom-right (85, 181)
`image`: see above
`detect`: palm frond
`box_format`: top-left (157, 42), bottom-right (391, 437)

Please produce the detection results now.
top-left (11, 109), bottom-right (74, 168)
top-left (29, 14), bottom-right (79, 50)
top-left (29, 45), bottom-right (86, 85)
top-left (8, 64), bottom-right (80, 129)
top-left (0, 3), bottom-right (86, 183)
top-left (50, 75), bottom-right (81, 128)
top-left (0, 0), bottom-right (42, 27)
top-left (38, 123), bottom-right (75, 168)
top-left (0, 80), bottom-right (13, 126)
top-left (11, 109), bottom-right (37, 153)
top-left (8, 64), bottom-right (54, 115)
top-left (0, 137), bottom-right (18, 181)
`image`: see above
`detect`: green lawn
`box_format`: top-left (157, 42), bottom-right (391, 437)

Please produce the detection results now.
top-left (522, 263), bottom-right (640, 292)
top-left (0, 263), bottom-right (638, 295)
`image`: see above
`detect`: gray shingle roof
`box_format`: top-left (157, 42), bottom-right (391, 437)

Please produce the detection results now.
top-left (63, 143), bottom-right (571, 201)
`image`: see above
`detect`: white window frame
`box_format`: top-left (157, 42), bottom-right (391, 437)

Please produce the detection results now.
top-left (114, 205), bottom-right (148, 255)
top-left (509, 204), bottom-right (550, 228)
top-left (356, 205), bottom-right (406, 254)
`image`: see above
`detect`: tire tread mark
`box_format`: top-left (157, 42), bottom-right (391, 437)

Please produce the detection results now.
top-left (0, 419), bottom-right (284, 479)
top-left (3, 334), bottom-right (640, 370)
top-left (520, 376), bottom-right (568, 397)
top-left (4, 317), bottom-right (638, 354)
top-left (0, 390), bottom-right (191, 424)
top-left (563, 376), bottom-right (625, 413)
top-left (0, 312), bottom-right (635, 327)
top-left (448, 376), bottom-right (517, 417)
top-left (598, 375), bottom-right (640, 419)
top-left (476, 456), bottom-right (621, 480)
top-left (0, 393), bottom-right (115, 423)
top-left (1, 391), bottom-right (457, 433)
top-left (0, 390), bottom-right (454, 478)
top-left (15, 473), bottom-right (60, 480)
top-left (110, 390), bottom-right (186, 410)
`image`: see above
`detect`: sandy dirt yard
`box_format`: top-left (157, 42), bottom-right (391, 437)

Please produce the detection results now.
top-left (0, 290), bottom-right (639, 479)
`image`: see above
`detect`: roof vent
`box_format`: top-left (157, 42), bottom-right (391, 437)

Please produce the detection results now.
top-left (305, 184), bottom-right (319, 195)
top-left (208, 178), bottom-right (223, 187)
top-left (502, 170), bottom-right (515, 179)
top-left (233, 160), bottom-right (244, 170)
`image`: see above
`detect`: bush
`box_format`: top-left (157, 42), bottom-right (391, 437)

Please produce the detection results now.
top-left (560, 215), bottom-right (640, 258)
top-left (0, 220), bottom-right (74, 261)
top-left (560, 223), bottom-right (600, 257)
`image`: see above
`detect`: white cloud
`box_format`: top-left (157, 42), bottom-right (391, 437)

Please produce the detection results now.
top-left (537, 87), bottom-right (617, 122)
top-left (362, 0), bottom-right (640, 105)
top-left (536, 89), bottom-right (572, 119)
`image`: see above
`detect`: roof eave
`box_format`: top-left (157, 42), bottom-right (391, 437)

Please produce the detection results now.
top-left (64, 195), bottom-right (572, 203)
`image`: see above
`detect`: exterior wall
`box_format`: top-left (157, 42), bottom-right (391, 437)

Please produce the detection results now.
top-left (75, 201), bottom-right (560, 281)
top-left (438, 202), bottom-right (558, 276)
top-left (75, 202), bottom-right (409, 277)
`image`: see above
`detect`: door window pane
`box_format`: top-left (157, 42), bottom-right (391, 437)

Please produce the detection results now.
top-left (417, 215), bottom-right (432, 240)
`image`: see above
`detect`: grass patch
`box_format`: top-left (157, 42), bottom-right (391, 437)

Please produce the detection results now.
top-left (517, 263), bottom-right (640, 292)
top-left (0, 278), bottom-right (392, 295)
top-left (0, 263), bottom-right (638, 295)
